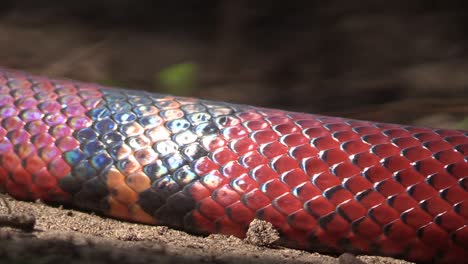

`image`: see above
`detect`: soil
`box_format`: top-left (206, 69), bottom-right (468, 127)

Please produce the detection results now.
top-left (0, 197), bottom-right (412, 264)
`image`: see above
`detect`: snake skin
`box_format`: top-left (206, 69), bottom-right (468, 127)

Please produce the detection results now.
top-left (0, 68), bottom-right (466, 263)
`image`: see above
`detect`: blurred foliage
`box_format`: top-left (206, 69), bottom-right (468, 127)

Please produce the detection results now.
top-left (456, 117), bottom-right (468, 130)
top-left (155, 62), bottom-right (198, 95)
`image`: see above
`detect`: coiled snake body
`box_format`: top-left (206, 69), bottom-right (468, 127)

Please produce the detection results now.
top-left (0, 68), bottom-right (466, 263)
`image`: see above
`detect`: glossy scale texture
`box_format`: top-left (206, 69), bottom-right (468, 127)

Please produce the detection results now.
top-left (0, 68), bottom-right (466, 263)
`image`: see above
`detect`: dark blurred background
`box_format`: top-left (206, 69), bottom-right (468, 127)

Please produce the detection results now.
top-left (0, 0), bottom-right (467, 128)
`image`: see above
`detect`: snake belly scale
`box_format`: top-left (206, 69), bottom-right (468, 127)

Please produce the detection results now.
top-left (0, 68), bottom-right (466, 263)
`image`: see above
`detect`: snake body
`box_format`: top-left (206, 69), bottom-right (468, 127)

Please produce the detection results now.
top-left (0, 68), bottom-right (466, 263)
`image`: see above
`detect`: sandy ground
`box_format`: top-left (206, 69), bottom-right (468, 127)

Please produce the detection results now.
top-left (0, 196), bottom-right (412, 264)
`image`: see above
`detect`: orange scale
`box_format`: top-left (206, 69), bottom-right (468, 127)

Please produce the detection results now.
top-left (125, 172), bottom-right (151, 193)
top-left (129, 204), bottom-right (157, 224)
top-left (106, 169), bottom-right (125, 187)
top-left (111, 183), bottom-right (138, 206)
top-left (108, 196), bottom-right (131, 220)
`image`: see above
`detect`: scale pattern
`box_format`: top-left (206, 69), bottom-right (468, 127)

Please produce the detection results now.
top-left (0, 68), bottom-right (466, 264)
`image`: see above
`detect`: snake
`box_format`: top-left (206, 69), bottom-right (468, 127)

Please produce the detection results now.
top-left (0, 67), bottom-right (466, 264)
